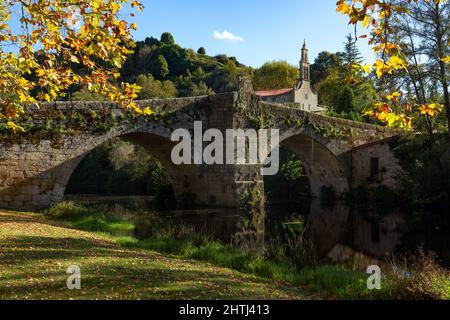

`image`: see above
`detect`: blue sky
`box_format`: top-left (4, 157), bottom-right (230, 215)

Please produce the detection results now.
top-left (129, 0), bottom-right (375, 68)
top-left (7, 0), bottom-right (374, 68)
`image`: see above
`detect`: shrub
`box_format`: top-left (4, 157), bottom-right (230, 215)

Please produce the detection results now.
top-left (73, 216), bottom-right (110, 232)
top-left (45, 201), bottom-right (94, 219)
top-left (45, 201), bottom-right (133, 234)
top-left (134, 212), bottom-right (211, 244)
top-left (297, 266), bottom-right (367, 299)
top-left (380, 249), bottom-right (450, 300)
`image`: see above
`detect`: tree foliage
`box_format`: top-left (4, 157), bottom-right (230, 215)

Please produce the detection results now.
top-left (151, 55), bottom-right (170, 79)
top-left (122, 34), bottom-right (251, 96)
top-left (160, 32), bottom-right (175, 45)
top-left (0, 0), bottom-right (145, 132)
top-left (70, 88), bottom-right (107, 102)
top-left (264, 147), bottom-right (310, 215)
top-left (253, 61), bottom-right (299, 90)
top-left (311, 51), bottom-right (343, 85)
top-left (66, 139), bottom-right (171, 197)
top-left (342, 33), bottom-right (364, 78)
top-left (337, 0), bottom-right (450, 134)
top-left (135, 74), bottom-right (177, 99)
top-left (315, 36), bottom-right (378, 118)
top-left (336, 85), bottom-right (357, 113)
top-left (197, 47), bottom-right (206, 55)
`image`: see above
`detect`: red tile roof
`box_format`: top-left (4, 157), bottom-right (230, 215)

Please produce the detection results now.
top-left (351, 137), bottom-right (398, 151)
top-left (255, 88), bottom-right (293, 97)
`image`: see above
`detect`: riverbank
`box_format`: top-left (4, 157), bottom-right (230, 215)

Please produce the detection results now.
top-left (1, 207), bottom-right (449, 300)
top-left (0, 211), bottom-right (311, 300)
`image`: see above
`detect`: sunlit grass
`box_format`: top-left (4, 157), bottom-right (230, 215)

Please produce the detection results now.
top-left (0, 211), bottom-right (308, 300)
top-left (41, 202), bottom-right (450, 300)
top-left (3, 202), bottom-right (448, 300)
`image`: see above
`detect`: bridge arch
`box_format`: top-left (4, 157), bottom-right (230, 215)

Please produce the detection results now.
top-left (277, 130), bottom-right (350, 199)
top-left (60, 129), bottom-right (209, 209)
top-left (0, 119), bottom-right (213, 210)
top-left (0, 93), bottom-right (244, 211)
top-left (263, 130), bottom-right (351, 258)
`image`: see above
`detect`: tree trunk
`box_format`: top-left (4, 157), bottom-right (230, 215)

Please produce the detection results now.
top-left (439, 60), bottom-right (450, 140)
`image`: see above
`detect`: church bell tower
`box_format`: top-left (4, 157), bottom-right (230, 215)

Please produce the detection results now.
top-left (299, 40), bottom-right (310, 84)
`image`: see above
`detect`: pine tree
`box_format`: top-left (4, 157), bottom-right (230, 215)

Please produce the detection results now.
top-left (151, 55), bottom-right (170, 79)
top-left (342, 34), bottom-right (363, 76)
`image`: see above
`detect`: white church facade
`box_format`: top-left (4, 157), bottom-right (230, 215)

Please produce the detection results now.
top-left (256, 41), bottom-right (324, 113)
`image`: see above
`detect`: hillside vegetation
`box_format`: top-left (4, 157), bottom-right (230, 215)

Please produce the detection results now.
top-left (120, 33), bottom-right (252, 97)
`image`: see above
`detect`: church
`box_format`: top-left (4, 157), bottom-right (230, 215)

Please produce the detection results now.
top-left (256, 41), bottom-right (324, 113)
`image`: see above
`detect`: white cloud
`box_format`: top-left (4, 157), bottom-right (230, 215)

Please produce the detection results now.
top-left (213, 30), bottom-right (244, 42)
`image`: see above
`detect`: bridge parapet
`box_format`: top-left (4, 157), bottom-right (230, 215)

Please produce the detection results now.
top-left (23, 95), bottom-right (211, 113)
top-left (253, 100), bottom-right (401, 154)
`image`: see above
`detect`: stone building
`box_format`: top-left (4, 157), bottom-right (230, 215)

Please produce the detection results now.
top-left (256, 41), bottom-right (324, 113)
top-left (351, 138), bottom-right (403, 190)
top-left (350, 138), bottom-right (405, 257)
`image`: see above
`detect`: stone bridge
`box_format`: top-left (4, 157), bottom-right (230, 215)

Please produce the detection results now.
top-left (0, 80), bottom-right (398, 254)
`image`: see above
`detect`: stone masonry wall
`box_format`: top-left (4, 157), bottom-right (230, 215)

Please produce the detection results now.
top-left (0, 94), bottom-right (241, 210)
top-left (351, 139), bottom-right (403, 189)
top-left (0, 82), bottom-right (402, 252)
top-left (260, 90), bottom-right (295, 104)
top-left (294, 81), bottom-right (320, 112)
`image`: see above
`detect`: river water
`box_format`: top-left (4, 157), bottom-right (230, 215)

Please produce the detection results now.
top-left (64, 195), bottom-right (450, 265)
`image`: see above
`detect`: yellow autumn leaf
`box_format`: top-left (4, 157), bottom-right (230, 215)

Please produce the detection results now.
top-left (0, 0), bottom-right (146, 129)
top-left (362, 64), bottom-right (372, 73)
top-left (362, 15), bottom-right (373, 28)
top-left (6, 121), bottom-right (25, 134)
top-left (143, 107), bottom-right (155, 116)
top-left (336, 1), bottom-right (350, 14)
top-left (388, 55), bottom-right (407, 69)
top-left (386, 91), bottom-right (401, 103)
top-left (420, 103), bottom-right (443, 117)
top-left (36, 69), bottom-right (46, 77)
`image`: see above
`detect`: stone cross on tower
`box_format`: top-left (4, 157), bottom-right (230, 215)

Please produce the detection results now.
top-left (299, 40), bottom-right (310, 83)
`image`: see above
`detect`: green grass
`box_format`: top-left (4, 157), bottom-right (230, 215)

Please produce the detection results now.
top-left (0, 211), bottom-right (309, 300)
top-left (45, 201), bottom-right (134, 233)
top-left (43, 201), bottom-right (449, 300)
top-left (3, 201), bottom-right (448, 300)
top-left (72, 216), bottom-right (134, 234)
top-left (118, 232), bottom-right (450, 300)
top-left (115, 236), bottom-right (372, 299)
